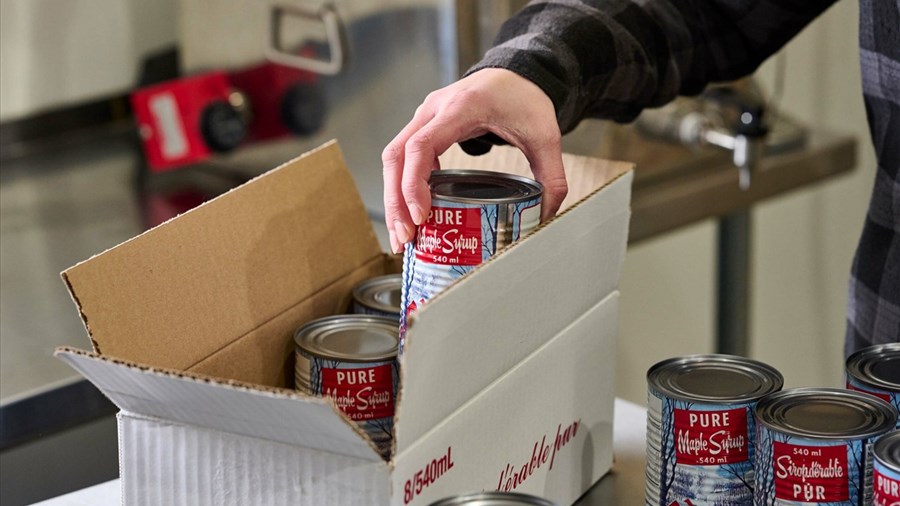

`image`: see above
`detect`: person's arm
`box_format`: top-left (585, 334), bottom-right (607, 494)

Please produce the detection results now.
top-left (473, 0), bottom-right (837, 132)
top-left (382, 0), bottom-right (836, 253)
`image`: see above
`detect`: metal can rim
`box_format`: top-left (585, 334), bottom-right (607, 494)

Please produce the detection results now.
top-left (755, 387), bottom-right (899, 440)
top-left (874, 430), bottom-right (900, 474)
top-left (427, 491), bottom-right (557, 506)
top-left (430, 170), bottom-right (543, 204)
top-left (846, 343), bottom-right (900, 392)
top-left (646, 354), bottom-right (784, 404)
top-left (294, 315), bottom-right (399, 362)
top-left (352, 274), bottom-right (402, 316)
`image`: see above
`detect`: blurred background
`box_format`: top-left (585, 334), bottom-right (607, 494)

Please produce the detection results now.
top-left (0, 0), bottom-right (870, 504)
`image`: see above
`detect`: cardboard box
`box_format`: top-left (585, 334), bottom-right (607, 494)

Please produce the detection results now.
top-left (55, 140), bottom-right (633, 505)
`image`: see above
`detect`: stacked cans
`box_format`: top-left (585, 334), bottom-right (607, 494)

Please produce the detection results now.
top-left (351, 274), bottom-right (402, 320)
top-left (646, 355), bottom-right (784, 505)
top-left (646, 348), bottom-right (900, 505)
top-left (754, 388), bottom-right (897, 505)
top-left (873, 430), bottom-right (900, 505)
top-left (400, 170), bottom-right (543, 351)
top-left (845, 343), bottom-right (900, 428)
top-left (294, 315), bottom-right (399, 459)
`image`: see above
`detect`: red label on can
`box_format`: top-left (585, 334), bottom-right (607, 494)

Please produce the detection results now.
top-left (874, 465), bottom-right (900, 505)
top-left (773, 442), bottom-right (848, 502)
top-left (674, 408), bottom-right (749, 465)
top-left (846, 380), bottom-right (893, 403)
top-left (321, 364), bottom-right (394, 420)
top-left (414, 207), bottom-right (482, 266)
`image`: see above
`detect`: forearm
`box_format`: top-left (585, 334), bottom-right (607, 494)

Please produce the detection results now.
top-left (469, 0), bottom-right (837, 131)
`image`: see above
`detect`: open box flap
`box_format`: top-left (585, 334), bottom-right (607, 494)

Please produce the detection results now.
top-left (397, 150), bottom-right (633, 452)
top-left (61, 140), bottom-right (382, 371)
top-left (55, 347), bottom-right (383, 462)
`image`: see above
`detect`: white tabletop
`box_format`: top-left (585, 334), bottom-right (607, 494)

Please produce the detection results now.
top-left (36, 398), bottom-right (648, 505)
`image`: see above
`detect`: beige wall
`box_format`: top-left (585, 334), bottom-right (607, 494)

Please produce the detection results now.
top-left (0, 0), bottom-right (177, 121)
top-left (615, 0), bottom-right (874, 403)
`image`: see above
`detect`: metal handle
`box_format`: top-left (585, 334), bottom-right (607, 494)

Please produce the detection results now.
top-left (266, 3), bottom-right (345, 75)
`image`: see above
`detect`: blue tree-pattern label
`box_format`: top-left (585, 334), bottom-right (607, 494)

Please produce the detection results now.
top-left (399, 197), bottom-right (540, 353)
top-left (351, 299), bottom-right (400, 320)
top-left (646, 390), bottom-right (756, 505)
top-left (846, 378), bottom-right (900, 429)
top-left (873, 451), bottom-right (900, 505)
top-left (308, 356), bottom-right (399, 459)
top-left (754, 425), bottom-right (872, 505)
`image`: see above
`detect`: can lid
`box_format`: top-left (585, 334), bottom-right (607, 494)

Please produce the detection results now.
top-left (874, 430), bottom-right (900, 473)
top-left (427, 492), bottom-right (557, 506)
top-left (352, 275), bottom-right (402, 315)
top-left (846, 343), bottom-right (900, 392)
top-left (294, 315), bottom-right (398, 362)
top-left (756, 387), bottom-right (899, 440)
top-left (430, 170), bottom-right (543, 204)
top-left (647, 354), bottom-right (783, 404)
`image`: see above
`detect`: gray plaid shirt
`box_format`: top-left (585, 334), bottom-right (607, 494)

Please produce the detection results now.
top-left (468, 0), bottom-right (899, 355)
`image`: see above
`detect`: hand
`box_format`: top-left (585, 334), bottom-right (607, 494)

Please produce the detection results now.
top-left (381, 68), bottom-right (568, 253)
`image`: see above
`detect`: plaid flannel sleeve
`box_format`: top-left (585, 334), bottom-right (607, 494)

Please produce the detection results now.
top-left (468, 0), bottom-right (835, 133)
top-left (845, 0), bottom-right (900, 355)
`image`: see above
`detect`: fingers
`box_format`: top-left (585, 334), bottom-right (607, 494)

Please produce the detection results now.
top-left (382, 68), bottom-right (569, 254)
top-left (516, 131), bottom-right (567, 221)
top-left (476, 72), bottom-right (567, 221)
top-left (401, 112), bottom-right (481, 224)
top-left (382, 106), bottom-right (434, 253)
top-left (383, 89), bottom-right (485, 253)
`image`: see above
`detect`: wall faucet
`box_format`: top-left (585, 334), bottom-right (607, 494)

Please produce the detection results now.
top-left (637, 86), bottom-right (769, 190)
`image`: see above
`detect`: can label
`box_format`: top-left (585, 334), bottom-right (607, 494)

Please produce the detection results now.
top-left (674, 407), bottom-right (749, 464)
top-left (351, 300), bottom-right (399, 320)
top-left (873, 454), bottom-right (900, 506)
top-left (305, 356), bottom-right (399, 458)
top-left (414, 206), bottom-right (483, 265)
top-left (400, 197), bottom-right (540, 352)
top-left (319, 363), bottom-right (395, 420)
top-left (846, 378), bottom-right (900, 428)
top-left (646, 390), bottom-right (755, 505)
top-left (773, 442), bottom-right (849, 502)
top-left (754, 427), bottom-right (872, 505)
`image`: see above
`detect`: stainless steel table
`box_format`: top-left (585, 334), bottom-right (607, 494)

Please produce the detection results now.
top-left (35, 399), bottom-right (649, 506)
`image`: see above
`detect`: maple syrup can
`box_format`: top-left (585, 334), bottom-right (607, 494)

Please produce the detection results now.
top-left (400, 170), bottom-right (542, 351)
top-left (846, 343), bottom-right (900, 428)
top-left (294, 315), bottom-right (399, 459)
top-left (754, 387), bottom-right (898, 505)
top-left (351, 274), bottom-right (402, 320)
top-left (873, 430), bottom-right (900, 506)
top-left (646, 354), bottom-right (784, 506)
top-left (427, 491), bottom-right (557, 506)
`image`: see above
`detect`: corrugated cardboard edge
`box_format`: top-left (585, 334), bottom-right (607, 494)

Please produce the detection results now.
top-left (58, 140), bottom-right (347, 356)
top-left (60, 272), bottom-right (100, 354)
top-left (53, 345), bottom-right (387, 460)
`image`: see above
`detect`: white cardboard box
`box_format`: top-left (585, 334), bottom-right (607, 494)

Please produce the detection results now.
top-left (56, 140), bottom-right (633, 505)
